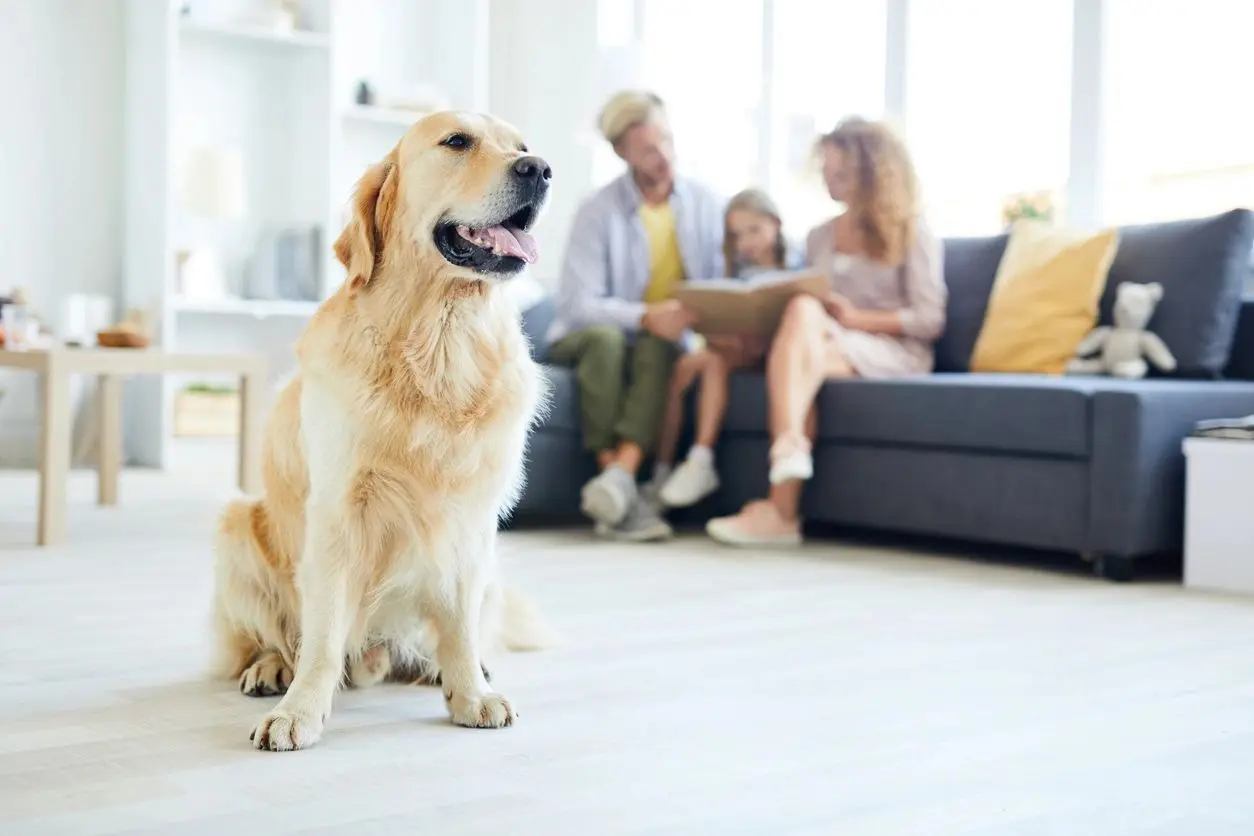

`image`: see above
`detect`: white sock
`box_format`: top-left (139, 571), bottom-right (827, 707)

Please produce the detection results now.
top-left (687, 445), bottom-right (714, 467)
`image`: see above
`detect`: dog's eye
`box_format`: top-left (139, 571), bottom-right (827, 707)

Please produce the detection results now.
top-left (518, 143), bottom-right (529, 153)
top-left (441, 133), bottom-right (471, 150)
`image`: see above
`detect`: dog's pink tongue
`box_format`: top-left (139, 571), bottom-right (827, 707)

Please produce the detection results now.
top-left (484, 225), bottom-right (539, 264)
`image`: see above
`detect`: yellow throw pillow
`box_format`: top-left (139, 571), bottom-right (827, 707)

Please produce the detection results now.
top-left (970, 220), bottom-right (1120, 375)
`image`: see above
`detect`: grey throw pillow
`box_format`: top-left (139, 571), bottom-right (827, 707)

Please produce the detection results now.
top-left (934, 233), bottom-right (1010, 372)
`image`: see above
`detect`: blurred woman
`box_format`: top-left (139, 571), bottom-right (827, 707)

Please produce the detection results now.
top-left (706, 117), bottom-right (947, 547)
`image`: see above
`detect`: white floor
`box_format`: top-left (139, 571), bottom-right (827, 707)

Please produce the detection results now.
top-left (2, 455), bottom-right (1254, 835)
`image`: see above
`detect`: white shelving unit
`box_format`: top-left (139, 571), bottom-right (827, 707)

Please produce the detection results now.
top-left (122, 0), bottom-right (489, 468)
top-left (177, 19), bottom-right (332, 49)
top-left (170, 296), bottom-right (322, 317)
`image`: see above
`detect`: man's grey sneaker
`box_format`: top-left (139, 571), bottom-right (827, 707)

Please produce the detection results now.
top-left (594, 496), bottom-right (674, 542)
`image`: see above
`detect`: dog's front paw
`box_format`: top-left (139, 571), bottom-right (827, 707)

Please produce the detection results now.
top-left (250, 708), bottom-right (324, 751)
top-left (446, 692), bottom-right (516, 729)
top-left (239, 651), bottom-right (291, 697)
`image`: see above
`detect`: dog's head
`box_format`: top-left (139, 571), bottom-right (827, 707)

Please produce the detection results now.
top-left (334, 111), bottom-right (551, 290)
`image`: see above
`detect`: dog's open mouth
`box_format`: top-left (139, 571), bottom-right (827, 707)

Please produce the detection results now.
top-left (434, 203), bottom-right (539, 275)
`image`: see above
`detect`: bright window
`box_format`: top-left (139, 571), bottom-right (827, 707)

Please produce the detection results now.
top-left (905, 0), bottom-right (1074, 236)
top-left (1101, 0), bottom-right (1254, 225)
top-left (596, 0), bottom-right (634, 48)
top-left (614, 0), bottom-right (1252, 248)
top-left (590, 0), bottom-right (644, 188)
top-left (769, 0), bottom-right (887, 240)
top-left (639, 0), bottom-right (764, 199)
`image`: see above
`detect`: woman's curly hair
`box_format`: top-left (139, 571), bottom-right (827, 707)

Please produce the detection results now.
top-left (820, 117), bottom-right (919, 266)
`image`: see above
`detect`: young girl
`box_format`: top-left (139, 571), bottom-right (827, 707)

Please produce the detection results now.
top-left (650, 188), bottom-right (803, 508)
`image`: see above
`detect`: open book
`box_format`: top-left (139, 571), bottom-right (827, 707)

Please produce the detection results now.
top-left (674, 270), bottom-right (830, 336)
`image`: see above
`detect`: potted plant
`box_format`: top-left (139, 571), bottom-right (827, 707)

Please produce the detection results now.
top-left (1002, 190), bottom-right (1057, 227)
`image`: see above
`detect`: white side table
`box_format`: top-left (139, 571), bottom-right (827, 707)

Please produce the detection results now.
top-left (0, 347), bottom-right (267, 546)
top-left (1182, 436), bottom-right (1254, 594)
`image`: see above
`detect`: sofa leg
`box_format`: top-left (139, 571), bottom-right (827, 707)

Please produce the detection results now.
top-left (1091, 553), bottom-right (1136, 583)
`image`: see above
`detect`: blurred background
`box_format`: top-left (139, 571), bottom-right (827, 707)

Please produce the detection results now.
top-left (0, 0), bottom-right (1250, 469)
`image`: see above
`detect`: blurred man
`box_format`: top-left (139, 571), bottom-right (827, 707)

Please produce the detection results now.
top-left (545, 90), bottom-right (725, 541)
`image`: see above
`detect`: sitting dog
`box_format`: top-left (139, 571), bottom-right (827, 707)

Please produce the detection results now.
top-left (210, 111), bottom-right (556, 752)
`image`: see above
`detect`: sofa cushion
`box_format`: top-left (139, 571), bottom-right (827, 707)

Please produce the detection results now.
top-left (724, 372), bottom-right (1116, 458)
top-left (934, 233), bottom-right (1009, 372)
top-left (1099, 208), bottom-right (1254, 378)
top-left (817, 374), bottom-right (1101, 457)
top-left (536, 363), bottom-right (582, 434)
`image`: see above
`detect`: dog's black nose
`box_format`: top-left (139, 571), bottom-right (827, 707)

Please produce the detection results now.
top-left (513, 155), bottom-right (552, 184)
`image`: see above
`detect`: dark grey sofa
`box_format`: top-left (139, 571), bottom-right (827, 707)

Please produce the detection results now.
top-left (516, 208), bottom-right (1254, 581)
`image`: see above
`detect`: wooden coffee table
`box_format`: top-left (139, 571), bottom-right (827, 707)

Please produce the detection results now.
top-left (0, 347), bottom-right (268, 546)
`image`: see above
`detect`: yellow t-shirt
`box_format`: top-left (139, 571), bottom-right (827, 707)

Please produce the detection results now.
top-left (638, 201), bottom-right (685, 303)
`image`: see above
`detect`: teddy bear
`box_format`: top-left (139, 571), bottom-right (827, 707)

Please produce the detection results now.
top-left (1066, 281), bottom-right (1176, 379)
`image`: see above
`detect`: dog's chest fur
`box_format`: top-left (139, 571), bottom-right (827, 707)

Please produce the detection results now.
top-left (380, 294), bottom-right (542, 508)
top-left (298, 286), bottom-right (545, 541)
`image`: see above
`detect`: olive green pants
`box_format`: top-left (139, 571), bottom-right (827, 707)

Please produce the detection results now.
top-left (547, 325), bottom-right (679, 455)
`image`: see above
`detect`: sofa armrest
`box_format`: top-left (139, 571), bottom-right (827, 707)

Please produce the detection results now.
top-left (520, 296), bottom-right (557, 361)
top-left (1089, 380), bottom-right (1254, 557)
top-left (1223, 294), bottom-right (1254, 380)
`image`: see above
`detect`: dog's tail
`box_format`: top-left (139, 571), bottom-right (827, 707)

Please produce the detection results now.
top-left (485, 583), bottom-right (563, 653)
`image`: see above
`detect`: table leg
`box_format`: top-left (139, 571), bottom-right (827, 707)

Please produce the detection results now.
top-left (238, 370), bottom-right (266, 495)
top-left (97, 374), bottom-right (123, 506)
top-left (37, 360), bottom-right (71, 546)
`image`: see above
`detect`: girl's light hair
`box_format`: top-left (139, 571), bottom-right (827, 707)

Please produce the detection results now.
top-left (820, 116), bottom-right (919, 266)
top-left (723, 188), bottom-right (787, 278)
top-left (598, 90), bottom-right (666, 146)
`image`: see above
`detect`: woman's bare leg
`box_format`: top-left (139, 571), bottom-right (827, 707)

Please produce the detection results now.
top-left (768, 402), bottom-right (820, 522)
top-left (767, 295), bottom-right (852, 442)
top-left (706, 312), bottom-right (852, 544)
top-left (770, 338), bottom-right (853, 520)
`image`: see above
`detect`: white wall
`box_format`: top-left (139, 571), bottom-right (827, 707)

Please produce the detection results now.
top-left (0, 0), bottom-right (125, 466)
top-left (0, 0), bottom-right (126, 319)
top-left (488, 0), bottom-right (601, 288)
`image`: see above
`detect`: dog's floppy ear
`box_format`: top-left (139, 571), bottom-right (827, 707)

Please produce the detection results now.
top-left (334, 152), bottom-right (400, 290)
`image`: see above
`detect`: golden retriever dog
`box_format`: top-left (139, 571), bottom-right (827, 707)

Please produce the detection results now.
top-left (210, 111), bottom-right (557, 752)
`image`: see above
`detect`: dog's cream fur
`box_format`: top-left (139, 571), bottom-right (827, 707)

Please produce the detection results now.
top-left (210, 111), bottom-right (557, 752)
